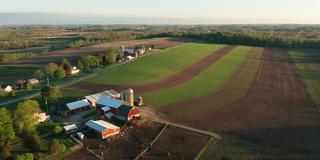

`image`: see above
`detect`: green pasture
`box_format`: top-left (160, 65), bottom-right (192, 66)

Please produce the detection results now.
top-left (85, 43), bottom-right (225, 85)
top-left (141, 46), bottom-right (253, 105)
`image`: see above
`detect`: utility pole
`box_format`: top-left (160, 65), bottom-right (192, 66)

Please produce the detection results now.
top-left (46, 76), bottom-right (50, 87)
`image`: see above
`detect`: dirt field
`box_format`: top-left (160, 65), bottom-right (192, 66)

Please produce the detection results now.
top-left (168, 49), bottom-right (320, 156)
top-left (5, 38), bottom-right (182, 66)
top-left (65, 121), bottom-right (163, 160)
top-left (67, 45), bottom-right (235, 93)
top-left (141, 126), bottom-right (209, 160)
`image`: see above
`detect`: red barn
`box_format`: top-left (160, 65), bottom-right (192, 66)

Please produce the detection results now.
top-left (85, 120), bottom-right (120, 139)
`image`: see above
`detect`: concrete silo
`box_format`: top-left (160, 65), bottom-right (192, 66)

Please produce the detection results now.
top-left (122, 88), bottom-right (134, 106)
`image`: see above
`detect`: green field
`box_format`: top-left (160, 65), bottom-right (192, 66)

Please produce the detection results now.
top-left (141, 46), bottom-right (253, 105)
top-left (290, 51), bottom-right (320, 105)
top-left (0, 66), bottom-right (39, 85)
top-left (85, 43), bottom-right (225, 85)
top-left (164, 47), bottom-right (263, 118)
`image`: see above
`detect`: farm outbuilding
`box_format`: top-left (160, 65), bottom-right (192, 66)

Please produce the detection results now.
top-left (85, 120), bottom-right (120, 139)
top-left (85, 90), bottom-right (120, 107)
top-left (63, 99), bottom-right (91, 116)
top-left (67, 66), bottom-right (80, 76)
top-left (96, 96), bottom-right (124, 111)
top-left (63, 124), bottom-right (79, 134)
top-left (28, 78), bottom-right (39, 85)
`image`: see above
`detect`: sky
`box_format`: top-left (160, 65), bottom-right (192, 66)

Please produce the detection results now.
top-left (0, 0), bottom-right (319, 24)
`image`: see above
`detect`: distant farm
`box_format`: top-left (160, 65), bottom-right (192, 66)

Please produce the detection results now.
top-left (67, 42), bottom-right (320, 159)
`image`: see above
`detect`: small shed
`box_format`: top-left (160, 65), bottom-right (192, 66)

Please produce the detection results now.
top-left (85, 120), bottom-right (120, 139)
top-left (63, 124), bottom-right (79, 134)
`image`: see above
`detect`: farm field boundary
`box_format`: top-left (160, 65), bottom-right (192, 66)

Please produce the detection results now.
top-left (290, 51), bottom-right (320, 105)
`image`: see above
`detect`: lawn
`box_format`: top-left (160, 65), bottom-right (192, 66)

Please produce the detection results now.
top-left (0, 66), bottom-right (40, 85)
top-left (142, 46), bottom-right (253, 105)
top-left (290, 51), bottom-right (320, 105)
top-left (85, 43), bottom-right (225, 85)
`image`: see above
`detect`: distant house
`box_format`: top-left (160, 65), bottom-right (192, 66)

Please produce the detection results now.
top-left (62, 99), bottom-right (91, 116)
top-left (34, 112), bottom-right (50, 123)
top-left (16, 80), bottom-right (24, 89)
top-left (1, 84), bottom-right (12, 93)
top-left (67, 66), bottom-right (80, 76)
top-left (63, 124), bottom-right (79, 134)
top-left (85, 120), bottom-right (120, 139)
top-left (85, 90), bottom-right (120, 107)
top-left (28, 78), bottom-right (39, 85)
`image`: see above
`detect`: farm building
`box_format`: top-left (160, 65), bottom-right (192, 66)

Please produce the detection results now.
top-left (67, 66), bottom-right (80, 76)
top-left (33, 112), bottom-right (50, 123)
top-left (28, 78), bottom-right (39, 85)
top-left (114, 106), bottom-right (140, 121)
top-left (16, 80), bottom-right (24, 89)
top-left (96, 96), bottom-right (124, 111)
top-left (63, 124), bottom-right (79, 134)
top-left (1, 84), bottom-right (12, 92)
top-left (62, 99), bottom-right (91, 116)
top-left (85, 90), bottom-right (120, 107)
top-left (85, 120), bottom-right (120, 139)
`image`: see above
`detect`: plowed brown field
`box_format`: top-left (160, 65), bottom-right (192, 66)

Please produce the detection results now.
top-left (169, 49), bottom-right (320, 153)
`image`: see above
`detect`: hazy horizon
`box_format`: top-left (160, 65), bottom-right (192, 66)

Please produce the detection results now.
top-left (0, 0), bottom-right (319, 25)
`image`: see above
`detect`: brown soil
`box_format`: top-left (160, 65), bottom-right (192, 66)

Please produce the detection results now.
top-left (141, 126), bottom-right (209, 160)
top-left (67, 45), bottom-right (236, 93)
top-left (4, 38), bottom-right (182, 66)
top-left (170, 49), bottom-right (320, 152)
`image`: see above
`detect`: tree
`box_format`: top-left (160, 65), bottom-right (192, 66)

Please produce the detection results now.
top-left (53, 125), bottom-right (62, 134)
top-left (34, 69), bottom-right (45, 80)
top-left (77, 60), bottom-right (84, 70)
top-left (23, 131), bottom-right (41, 153)
top-left (41, 86), bottom-right (61, 112)
top-left (61, 58), bottom-right (72, 70)
top-left (0, 108), bottom-right (15, 160)
top-left (49, 139), bottom-right (66, 154)
top-left (103, 48), bottom-right (117, 65)
top-left (25, 82), bottom-right (32, 91)
top-left (80, 55), bottom-right (100, 70)
top-left (16, 153), bottom-right (34, 160)
top-left (45, 63), bottom-right (59, 77)
top-left (14, 100), bottom-right (41, 133)
top-left (54, 67), bottom-right (66, 79)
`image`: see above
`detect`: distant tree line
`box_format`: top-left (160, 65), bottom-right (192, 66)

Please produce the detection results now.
top-left (0, 52), bottom-right (37, 63)
top-left (68, 32), bottom-right (139, 49)
top-left (145, 31), bottom-right (320, 49)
